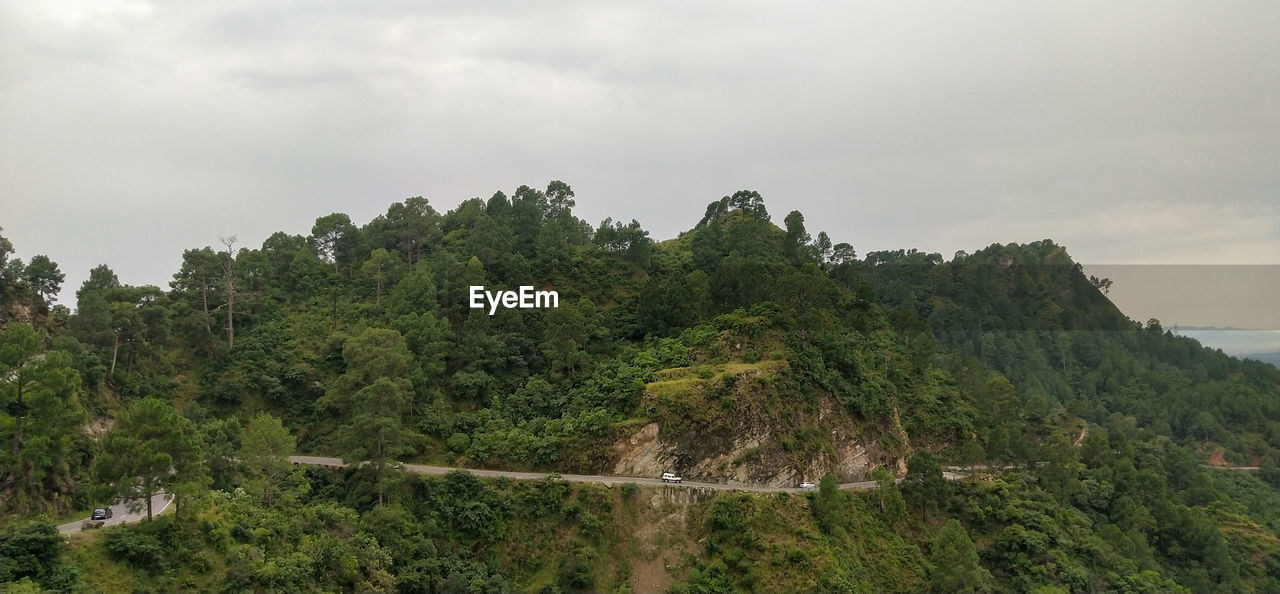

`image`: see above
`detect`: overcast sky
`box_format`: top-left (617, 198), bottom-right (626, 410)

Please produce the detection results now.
top-left (3, 1), bottom-right (1278, 325)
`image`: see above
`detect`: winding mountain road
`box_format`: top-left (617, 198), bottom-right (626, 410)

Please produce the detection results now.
top-left (290, 455), bottom-right (886, 492)
top-left (57, 492), bottom-right (173, 534)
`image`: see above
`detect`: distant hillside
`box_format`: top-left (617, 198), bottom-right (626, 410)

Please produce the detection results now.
top-left (1244, 352), bottom-right (1280, 368)
top-left (3, 185), bottom-right (1278, 593)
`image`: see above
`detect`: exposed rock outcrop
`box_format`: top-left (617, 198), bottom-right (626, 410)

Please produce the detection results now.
top-left (614, 389), bottom-right (896, 486)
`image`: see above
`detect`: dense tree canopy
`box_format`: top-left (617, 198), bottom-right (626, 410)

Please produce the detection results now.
top-left (2, 185), bottom-right (1277, 592)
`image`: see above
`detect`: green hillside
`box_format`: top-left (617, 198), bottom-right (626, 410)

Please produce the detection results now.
top-left (2, 184), bottom-right (1277, 592)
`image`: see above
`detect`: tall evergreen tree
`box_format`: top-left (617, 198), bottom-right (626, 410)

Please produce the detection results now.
top-left (318, 328), bottom-right (420, 505)
top-left (0, 324), bottom-right (87, 514)
top-left (930, 519), bottom-right (992, 592)
top-left (239, 413), bottom-right (298, 507)
top-left (94, 398), bottom-right (201, 520)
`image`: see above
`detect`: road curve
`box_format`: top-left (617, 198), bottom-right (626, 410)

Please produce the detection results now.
top-left (57, 492), bottom-right (173, 535)
top-left (290, 455), bottom-right (883, 492)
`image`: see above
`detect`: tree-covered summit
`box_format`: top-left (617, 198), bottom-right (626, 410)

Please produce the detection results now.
top-left (2, 184), bottom-right (1277, 592)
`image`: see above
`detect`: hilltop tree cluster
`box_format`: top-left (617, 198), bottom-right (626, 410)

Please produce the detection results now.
top-left (1, 183), bottom-right (1278, 592)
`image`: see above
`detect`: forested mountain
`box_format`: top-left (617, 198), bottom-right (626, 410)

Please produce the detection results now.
top-left (2, 184), bottom-right (1278, 592)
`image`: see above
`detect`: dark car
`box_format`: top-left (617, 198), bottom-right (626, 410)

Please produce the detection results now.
top-left (90, 507), bottom-right (113, 520)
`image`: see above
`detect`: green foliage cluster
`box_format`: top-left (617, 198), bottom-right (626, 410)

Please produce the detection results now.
top-left (674, 481), bottom-right (931, 592)
top-left (1, 323), bottom-right (89, 515)
top-left (2, 186), bottom-right (1278, 592)
top-left (0, 228), bottom-right (66, 326)
top-left (0, 520), bottom-right (80, 592)
top-left (858, 240), bottom-right (1279, 467)
top-left (62, 468), bottom-right (642, 593)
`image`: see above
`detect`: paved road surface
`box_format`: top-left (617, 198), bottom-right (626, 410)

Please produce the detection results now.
top-left (291, 455), bottom-right (883, 492)
top-left (57, 492), bottom-right (173, 534)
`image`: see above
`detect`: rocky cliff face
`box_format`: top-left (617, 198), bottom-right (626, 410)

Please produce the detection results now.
top-left (613, 386), bottom-right (901, 486)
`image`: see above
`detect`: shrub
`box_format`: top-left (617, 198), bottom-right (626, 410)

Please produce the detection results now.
top-left (104, 519), bottom-right (184, 573)
top-left (0, 521), bottom-right (70, 589)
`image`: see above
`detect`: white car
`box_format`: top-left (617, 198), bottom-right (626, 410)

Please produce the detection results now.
top-left (799, 481), bottom-right (816, 490)
top-left (661, 472), bottom-right (682, 483)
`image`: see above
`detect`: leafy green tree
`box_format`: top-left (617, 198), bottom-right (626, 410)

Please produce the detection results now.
top-left (815, 231), bottom-right (832, 264)
top-left (1089, 274), bottom-right (1113, 295)
top-left (0, 230), bottom-right (19, 324)
top-left (94, 398), bottom-right (202, 520)
top-left (830, 242), bottom-right (856, 266)
top-left (319, 328), bottom-right (420, 505)
top-left (783, 210), bottom-right (812, 264)
top-left (465, 214), bottom-right (515, 267)
top-left (0, 323), bottom-right (87, 514)
top-left (69, 266), bottom-right (120, 358)
top-left (22, 255), bottom-right (63, 304)
top-left (196, 414), bottom-right (242, 491)
top-left (367, 196), bottom-right (441, 267)
top-left (239, 413), bottom-right (299, 507)
top-left (872, 466), bottom-right (907, 523)
top-left (777, 262), bottom-right (832, 329)
top-left (594, 217), bottom-right (654, 265)
top-left (260, 231), bottom-right (317, 296)
top-left (546, 179), bottom-right (575, 214)
top-left (1038, 432), bottom-right (1081, 502)
top-left (169, 247), bottom-right (222, 358)
top-left (69, 269), bottom-right (170, 389)
top-left (543, 298), bottom-right (603, 379)
top-left (686, 270), bottom-right (712, 320)
top-left (960, 439), bottom-right (984, 480)
top-left (310, 213), bottom-right (356, 270)
top-left (0, 229), bottom-right (12, 276)
top-left (360, 248), bottom-right (403, 307)
top-left (80, 264), bottom-right (121, 296)
top-left (930, 519), bottom-right (992, 592)
top-left (905, 450), bottom-right (947, 522)
top-left (0, 520), bottom-right (77, 591)
top-left (311, 213), bottom-right (356, 332)
top-left (980, 375), bottom-right (1022, 464)
top-left (535, 219), bottom-right (574, 274)
top-left (812, 472), bottom-right (843, 534)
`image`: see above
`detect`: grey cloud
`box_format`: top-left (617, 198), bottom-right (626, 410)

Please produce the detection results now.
top-left (1, 1), bottom-right (1276, 328)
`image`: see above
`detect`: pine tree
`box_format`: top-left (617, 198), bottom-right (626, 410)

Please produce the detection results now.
top-left (930, 519), bottom-right (992, 592)
top-left (94, 398), bottom-right (201, 520)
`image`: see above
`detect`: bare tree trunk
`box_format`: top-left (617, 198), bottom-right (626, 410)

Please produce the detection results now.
top-left (220, 236), bottom-right (237, 350)
top-left (225, 281), bottom-right (234, 349)
top-left (110, 333), bottom-right (120, 377)
top-left (200, 271), bottom-right (213, 357)
top-left (200, 273), bottom-right (211, 333)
